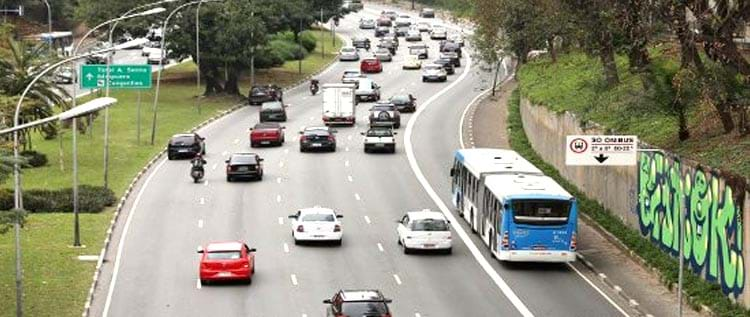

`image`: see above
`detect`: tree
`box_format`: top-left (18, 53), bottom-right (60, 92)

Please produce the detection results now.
top-left (564, 0), bottom-right (621, 87)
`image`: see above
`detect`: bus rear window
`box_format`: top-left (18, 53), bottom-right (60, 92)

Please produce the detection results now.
top-left (512, 200), bottom-right (570, 225)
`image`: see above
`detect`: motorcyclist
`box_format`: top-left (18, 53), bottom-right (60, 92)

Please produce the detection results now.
top-left (310, 78), bottom-right (320, 95)
top-left (191, 153), bottom-right (207, 170)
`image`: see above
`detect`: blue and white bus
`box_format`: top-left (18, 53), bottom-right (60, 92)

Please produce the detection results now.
top-left (450, 149), bottom-right (543, 233)
top-left (450, 148), bottom-right (578, 262)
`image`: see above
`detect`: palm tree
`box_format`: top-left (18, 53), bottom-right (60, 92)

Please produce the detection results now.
top-left (0, 35), bottom-right (70, 150)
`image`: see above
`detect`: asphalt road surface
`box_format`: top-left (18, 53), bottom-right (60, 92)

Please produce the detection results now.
top-left (95, 4), bottom-right (640, 317)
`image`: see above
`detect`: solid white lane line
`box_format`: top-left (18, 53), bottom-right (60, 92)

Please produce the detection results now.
top-left (364, 215), bottom-right (371, 224)
top-left (347, 175), bottom-right (353, 182)
top-left (568, 264), bottom-right (631, 317)
top-left (198, 219), bottom-right (204, 228)
top-left (458, 84), bottom-right (493, 149)
top-left (377, 243), bottom-right (384, 252)
top-left (196, 278), bottom-right (201, 289)
top-left (103, 159), bottom-right (168, 317)
top-left (283, 243), bottom-right (290, 253)
top-left (276, 195), bottom-right (282, 203)
top-left (404, 55), bottom-right (534, 317)
top-left (291, 274), bottom-right (298, 286)
top-left (354, 193), bottom-right (361, 201)
top-left (302, 314), bottom-right (308, 317)
top-left (278, 217), bottom-right (284, 225)
top-left (345, 160), bottom-right (350, 167)
top-left (393, 274), bottom-right (402, 285)
top-left (277, 177), bottom-right (282, 184)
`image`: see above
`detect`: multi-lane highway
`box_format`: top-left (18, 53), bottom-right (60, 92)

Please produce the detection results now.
top-left (92, 4), bottom-right (639, 316)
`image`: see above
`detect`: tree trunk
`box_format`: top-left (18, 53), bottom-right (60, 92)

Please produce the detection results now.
top-left (224, 67), bottom-right (241, 96)
top-left (715, 103), bottom-right (736, 133)
top-left (547, 37), bottom-right (557, 63)
top-left (598, 30), bottom-right (619, 87)
top-left (201, 63), bottom-right (223, 96)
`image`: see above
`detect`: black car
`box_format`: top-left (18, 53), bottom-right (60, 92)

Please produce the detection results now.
top-left (299, 127), bottom-right (337, 152)
top-left (433, 58), bottom-right (455, 75)
top-left (440, 52), bottom-right (461, 68)
top-left (259, 101), bottom-right (287, 122)
top-left (167, 133), bottom-right (205, 160)
top-left (441, 41), bottom-right (462, 58)
top-left (389, 94), bottom-right (417, 112)
top-left (377, 41), bottom-right (397, 55)
top-left (352, 37), bottom-right (371, 50)
top-left (323, 289), bottom-right (393, 317)
top-left (420, 8), bottom-right (435, 18)
top-left (225, 153), bottom-right (264, 181)
top-left (248, 85), bottom-right (283, 105)
top-left (374, 26), bottom-right (390, 37)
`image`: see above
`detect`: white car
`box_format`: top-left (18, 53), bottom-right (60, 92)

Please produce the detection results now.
top-left (405, 29), bottom-right (422, 42)
top-left (362, 127), bottom-right (396, 153)
top-left (430, 26), bottom-right (448, 40)
top-left (417, 22), bottom-right (432, 33)
top-left (339, 46), bottom-right (360, 61)
top-left (141, 41), bottom-right (160, 56)
top-left (395, 15), bottom-right (411, 27)
top-left (147, 49), bottom-right (167, 65)
top-left (289, 207), bottom-right (343, 245)
top-left (448, 33), bottom-right (465, 47)
top-left (397, 210), bottom-right (452, 254)
top-left (342, 68), bottom-right (365, 85)
top-left (402, 55), bottom-right (422, 70)
top-left (422, 63), bottom-right (447, 82)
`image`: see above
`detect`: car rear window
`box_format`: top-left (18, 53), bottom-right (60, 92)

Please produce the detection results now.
top-left (342, 302), bottom-right (388, 315)
top-left (411, 219), bottom-right (449, 231)
top-left (170, 136), bottom-right (194, 145)
top-left (372, 105), bottom-right (394, 111)
top-left (254, 123), bottom-right (278, 129)
top-left (304, 130), bottom-right (330, 137)
top-left (390, 95), bottom-right (409, 103)
top-left (367, 129), bottom-right (393, 137)
top-left (251, 87), bottom-right (266, 94)
top-left (206, 251), bottom-right (241, 260)
top-left (301, 213), bottom-right (335, 222)
top-left (261, 102), bottom-right (283, 110)
top-left (230, 155), bottom-right (258, 164)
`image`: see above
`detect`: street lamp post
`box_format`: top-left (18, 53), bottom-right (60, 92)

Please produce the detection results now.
top-left (69, 9), bottom-right (164, 247)
top-left (196, 1), bottom-right (203, 114)
top-left (41, 0), bottom-right (51, 34)
top-left (105, 1), bottom-right (174, 190)
top-left (150, 0), bottom-right (220, 146)
top-left (8, 41), bottom-right (137, 317)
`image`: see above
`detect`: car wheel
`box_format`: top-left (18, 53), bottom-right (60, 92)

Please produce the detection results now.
top-left (300, 146), bottom-right (306, 153)
top-left (246, 276), bottom-right (253, 285)
top-left (403, 245), bottom-right (411, 254)
top-left (250, 142), bottom-right (257, 148)
top-left (330, 146), bottom-right (336, 152)
top-left (397, 238), bottom-right (402, 245)
top-left (391, 146), bottom-right (396, 154)
top-left (445, 247), bottom-right (453, 255)
top-left (202, 147), bottom-right (206, 155)
top-left (294, 238), bottom-right (300, 245)
top-left (226, 176), bottom-right (232, 182)
top-left (335, 239), bottom-right (342, 246)
top-left (167, 153), bottom-right (174, 160)
top-left (422, 77), bottom-right (426, 82)
top-left (200, 279), bottom-right (208, 285)
top-left (395, 123), bottom-right (400, 129)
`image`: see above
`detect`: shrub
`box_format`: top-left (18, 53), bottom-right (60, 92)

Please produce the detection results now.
top-left (20, 150), bottom-right (48, 168)
top-left (299, 31), bottom-right (317, 52)
top-left (0, 185), bottom-right (115, 213)
top-left (268, 39), bottom-right (308, 61)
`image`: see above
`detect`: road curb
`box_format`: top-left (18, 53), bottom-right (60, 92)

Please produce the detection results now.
top-left (80, 31), bottom-right (344, 317)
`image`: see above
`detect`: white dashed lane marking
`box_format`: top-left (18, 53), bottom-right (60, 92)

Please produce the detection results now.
top-left (196, 279), bottom-right (201, 289)
top-left (290, 274), bottom-right (298, 286)
top-left (198, 219), bottom-right (204, 228)
top-left (222, 151), bottom-right (228, 156)
top-left (276, 195), bottom-right (282, 203)
top-left (279, 161), bottom-right (285, 168)
top-left (354, 193), bottom-right (361, 201)
top-left (277, 177), bottom-right (282, 184)
top-left (203, 180), bottom-right (208, 186)
top-left (199, 197), bottom-right (205, 205)
top-left (364, 215), bottom-right (371, 224)
top-left (283, 243), bottom-right (290, 253)
top-left (278, 217), bottom-right (284, 225)
top-left (344, 160), bottom-right (350, 167)
top-left (393, 274), bottom-right (402, 285)
top-left (211, 164), bottom-right (217, 170)
top-left (377, 243), bottom-right (384, 252)
top-left (345, 147), bottom-right (350, 152)
top-left (347, 175), bottom-right (353, 182)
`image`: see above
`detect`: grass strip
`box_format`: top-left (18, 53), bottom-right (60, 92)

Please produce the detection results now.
top-left (507, 88), bottom-right (749, 316)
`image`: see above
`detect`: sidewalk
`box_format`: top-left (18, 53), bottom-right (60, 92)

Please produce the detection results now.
top-left (465, 79), bottom-right (704, 317)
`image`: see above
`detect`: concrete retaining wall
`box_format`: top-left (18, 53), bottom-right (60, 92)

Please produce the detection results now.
top-left (520, 96), bottom-right (750, 307)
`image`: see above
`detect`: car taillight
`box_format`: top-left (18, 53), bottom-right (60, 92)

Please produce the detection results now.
top-left (570, 232), bottom-right (577, 251)
top-left (322, 116), bottom-right (329, 122)
top-left (297, 225), bottom-right (304, 232)
top-left (501, 231), bottom-right (509, 249)
top-left (334, 224), bottom-right (341, 232)
top-left (300, 135), bottom-right (307, 142)
top-left (226, 165), bottom-right (232, 172)
top-left (328, 136), bottom-right (335, 142)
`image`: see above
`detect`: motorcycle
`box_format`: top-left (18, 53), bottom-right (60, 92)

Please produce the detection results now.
top-left (190, 161), bottom-right (205, 183)
top-left (310, 80), bottom-right (319, 95)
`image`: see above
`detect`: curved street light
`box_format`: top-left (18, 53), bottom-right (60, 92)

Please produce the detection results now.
top-left (8, 38), bottom-right (143, 317)
top-left (149, 0), bottom-right (221, 145)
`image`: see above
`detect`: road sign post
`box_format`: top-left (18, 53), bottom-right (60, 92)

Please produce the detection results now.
top-left (80, 65), bottom-right (152, 89)
top-left (565, 135), bottom-right (638, 166)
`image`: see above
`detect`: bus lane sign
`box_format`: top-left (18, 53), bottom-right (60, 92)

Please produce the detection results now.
top-left (565, 135), bottom-right (638, 166)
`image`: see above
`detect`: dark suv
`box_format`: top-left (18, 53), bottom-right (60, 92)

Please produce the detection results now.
top-left (167, 133), bottom-right (205, 160)
top-left (389, 94), bottom-right (417, 113)
top-left (352, 37), bottom-right (371, 50)
top-left (248, 85), bottom-right (283, 105)
top-left (259, 101), bottom-right (287, 122)
top-left (323, 289), bottom-right (392, 317)
top-left (369, 102), bottom-right (401, 129)
top-left (225, 153), bottom-right (264, 182)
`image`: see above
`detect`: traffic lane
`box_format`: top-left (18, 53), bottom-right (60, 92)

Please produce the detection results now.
top-left (409, 60), bottom-right (634, 316)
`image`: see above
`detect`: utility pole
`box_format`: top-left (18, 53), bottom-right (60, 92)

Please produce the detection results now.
top-left (491, 58), bottom-right (503, 96)
top-left (411, 0), bottom-right (415, 10)
top-left (321, 8), bottom-right (324, 58)
top-left (250, 9), bottom-right (255, 88)
top-left (298, 19), bottom-right (302, 75)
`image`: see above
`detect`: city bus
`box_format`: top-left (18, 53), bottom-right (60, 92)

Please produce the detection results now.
top-left (26, 31), bottom-right (74, 57)
top-left (449, 148), bottom-right (543, 233)
top-left (450, 148), bottom-right (578, 262)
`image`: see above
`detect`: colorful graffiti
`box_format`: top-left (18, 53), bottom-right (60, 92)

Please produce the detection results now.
top-left (638, 152), bottom-right (745, 297)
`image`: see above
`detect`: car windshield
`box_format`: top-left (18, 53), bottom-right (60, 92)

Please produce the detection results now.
top-left (254, 123), bottom-right (279, 130)
top-left (411, 219), bottom-right (449, 231)
top-left (425, 65), bottom-right (441, 71)
top-left (170, 136), bottom-right (194, 145)
top-left (342, 302), bottom-right (388, 315)
top-left (367, 129), bottom-right (393, 137)
top-left (262, 102), bottom-right (283, 110)
top-left (206, 251), bottom-right (241, 260)
top-left (230, 155), bottom-right (257, 164)
top-left (301, 213), bottom-right (335, 222)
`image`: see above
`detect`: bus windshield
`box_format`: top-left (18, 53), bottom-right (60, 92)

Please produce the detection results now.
top-left (512, 200), bottom-right (571, 226)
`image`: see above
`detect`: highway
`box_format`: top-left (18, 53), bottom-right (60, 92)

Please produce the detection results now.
top-left (93, 4), bottom-right (639, 317)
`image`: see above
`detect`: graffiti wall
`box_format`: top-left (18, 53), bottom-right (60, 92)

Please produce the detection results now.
top-left (638, 152), bottom-right (746, 297)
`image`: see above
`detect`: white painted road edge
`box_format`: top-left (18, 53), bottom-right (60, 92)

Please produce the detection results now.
top-left (454, 60), bottom-right (630, 317)
top-left (102, 159), bottom-right (168, 317)
top-left (403, 53), bottom-right (534, 317)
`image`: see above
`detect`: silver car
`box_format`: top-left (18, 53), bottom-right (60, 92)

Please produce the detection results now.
top-left (430, 26), bottom-right (447, 40)
top-left (422, 64), bottom-right (447, 82)
top-left (359, 18), bottom-right (376, 29)
top-left (374, 48), bottom-right (392, 62)
top-left (339, 46), bottom-right (360, 61)
top-left (53, 66), bottom-right (76, 84)
top-left (405, 29), bottom-right (422, 42)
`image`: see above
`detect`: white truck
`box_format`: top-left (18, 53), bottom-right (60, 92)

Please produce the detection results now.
top-left (322, 83), bottom-right (357, 126)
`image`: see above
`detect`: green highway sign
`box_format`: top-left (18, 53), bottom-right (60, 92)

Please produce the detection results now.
top-left (80, 64), bottom-right (152, 89)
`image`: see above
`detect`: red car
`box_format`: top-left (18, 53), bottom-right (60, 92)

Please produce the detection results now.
top-left (360, 58), bottom-right (383, 73)
top-left (249, 122), bottom-right (285, 147)
top-left (198, 241), bottom-right (256, 284)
